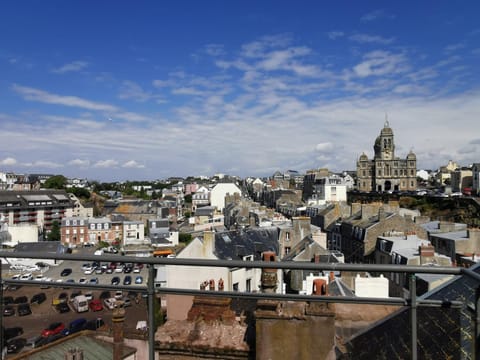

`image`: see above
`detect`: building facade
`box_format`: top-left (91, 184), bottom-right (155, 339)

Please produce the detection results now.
top-left (357, 121), bottom-right (417, 193)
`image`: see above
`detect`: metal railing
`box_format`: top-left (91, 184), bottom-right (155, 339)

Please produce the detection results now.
top-left (1, 251), bottom-right (479, 360)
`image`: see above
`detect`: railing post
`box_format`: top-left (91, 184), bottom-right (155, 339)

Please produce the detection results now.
top-left (148, 264), bottom-right (155, 360)
top-left (410, 274), bottom-right (417, 360)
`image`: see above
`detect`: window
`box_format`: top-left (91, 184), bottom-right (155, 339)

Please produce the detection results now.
top-left (80, 228), bottom-right (84, 234)
top-left (233, 283), bottom-right (239, 292)
top-left (66, 229), bottom-right (70, 235)
top-left (285, 232), bottom-right (290, 241)
top-left (65, 220), bottom-right (70, 226)
top-left (73, 229), bottom-right (77, 235)
top-left (246, 279), bottom-right (251, 292)
top-left (285, 246), bottom-right (291, 255)
top-left (104, 223), bottom-right (109, 230)
top-left (90, 224), bottom-right (95, 230)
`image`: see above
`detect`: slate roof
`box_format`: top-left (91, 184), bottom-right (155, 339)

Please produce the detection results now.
top-left (338, 263), bottom-right (480, 359)
top-left (213, 227), bottom-right (279, 260)
top-left (15, 241), bottom-right (66, 254)
top-left (19, 333), bottom-right (136, 359)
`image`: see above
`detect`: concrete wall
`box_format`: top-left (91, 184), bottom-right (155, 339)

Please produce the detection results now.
top-left (8, 224), bottom-right (38, 244)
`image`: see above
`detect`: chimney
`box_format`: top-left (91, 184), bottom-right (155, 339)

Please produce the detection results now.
top-left (112, 306), bottom-right (126, 360)
top-left (64, 349), bottom-right (84, 360)
top-left (314, 254), bottom-right (320, 263)
top-left (261, 251), bottom-right (278, 293)
top-left (378, 207), bottom-right (386, 221)
top-left (202, 230), bottom-right (215, 256)
top-left (419, 245), bottom-right (435, 265)
top-left (312, 279), bottom-right (328, 296)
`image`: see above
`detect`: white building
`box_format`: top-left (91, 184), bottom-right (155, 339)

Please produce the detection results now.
top-left (210, 183), bottom-right (242, 212)
top-left (165, 229), bottom-right (280, 320)
top-left (307, 175), bottom-right (347, 206)
top-left (122, 221), bottom-right (145, 245)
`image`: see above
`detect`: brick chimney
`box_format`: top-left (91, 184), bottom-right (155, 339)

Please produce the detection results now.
top-left (112, 307), bottom-right (126, 360)
top-left (64, 349), bottom-right (84, 360)
top-left (260, 251), bottom-right (277, 293)
top-left (419, 245), bottom-right (435, 265)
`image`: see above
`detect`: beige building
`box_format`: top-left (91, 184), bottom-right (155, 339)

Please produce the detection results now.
top-left (357, 121), bottom-right (417, 193)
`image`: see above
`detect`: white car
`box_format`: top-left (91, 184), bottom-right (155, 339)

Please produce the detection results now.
top-left (79, 277), bottom-right (87, 284)
top-left (84, 268), bottom-right (94, 275)
top-left (103, 297), bottom-right (117, 310)
top-left (114, 291), bottom-right (123, 300)
top-left (20, 273), bottom-right (33, 281)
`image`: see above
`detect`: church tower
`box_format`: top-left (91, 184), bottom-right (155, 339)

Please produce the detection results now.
top-left (356, 119), bottom-right (417, 193)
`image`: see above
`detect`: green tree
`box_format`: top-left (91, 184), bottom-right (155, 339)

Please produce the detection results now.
top-left (43, 175), bottom-right (67, 189)
top-left (47, 220), bottom-right (61, 241)
top-left (66, 187), bottom-right (91, 199)
top-left (179, 233), bottom-right (192, 244)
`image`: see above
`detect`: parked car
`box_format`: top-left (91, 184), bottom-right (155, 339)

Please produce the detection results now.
top-left (41, 322), bottom-right (65, 337)
top-left (1, 296), bottom-right (14, 305)
top-left (26, 335), bottom-right (47, 349)
top-left (89, 277), bottom-right (99, 285)
top-left (85, 318), bottom-right (105, 330)
top-left (123, 276), bottom-right (132, 285)
top-left (4, 327), bottom-right (23, 340)
top-left (7, 338), bottom-right (27, 354)
top-left (19, 273), bottom-right (33, 281)
top-left (84, 268), bottom-right (94, 275)
top-left (30, 292), bottom-right (47, 305)
top-left (60, 268), bottom-right (72, 277)
top-left (135, 276), bottom-right (143, 284)
top-left (106, 267), bottom-right (114, 274)
top-left (79, 277), bottom-right (87, 284)
top-left (84, 292), bottom-right (93, 301)
top-left (111, 276), bottom-right (120, 285)
top-left (58, 292), bottom-right (69, 303)
top-left (14, 296), bottom-right (28, 304)
top-left (122, 297), bottom-right (132, 308)
top-left (62, 318), bottom-right (87, 336)
top-left (89, 299), bottom-right (103, 312)
top-left (3, 306), bottom-right (15, 316)
top-left (18, 304), bottom-right (32, 316)
top-left (114, 291), bottom-right (123, 300)
top-left (95, 267), bottom-right (104, 274)
top-left (56, 302), bottom-right (70, 313)
top-left (103, 298), bottom-right (117, 310)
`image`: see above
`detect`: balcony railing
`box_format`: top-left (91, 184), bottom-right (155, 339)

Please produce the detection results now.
top-left (0, 251), bottom-right (479, 360)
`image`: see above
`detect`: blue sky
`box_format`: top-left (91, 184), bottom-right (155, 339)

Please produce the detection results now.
top-left (1, 1), bottom-right (479, 181)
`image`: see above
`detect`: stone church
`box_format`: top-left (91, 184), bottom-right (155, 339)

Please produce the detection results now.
top-left (356, 121), bottom-right (417, 193)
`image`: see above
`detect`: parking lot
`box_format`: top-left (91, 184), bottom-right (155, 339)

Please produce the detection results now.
top-left (1, 247), bottom-right (151, 357)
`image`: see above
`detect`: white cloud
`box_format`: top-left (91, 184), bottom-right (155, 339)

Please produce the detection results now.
top-left (0, 157), bottom-right (17, 165)
top-left (94, 159), bottom-right (119, 168)
top-left (12, 84), bottom-right (118, 112)
top-left (118, 80), bottom-right (164, 103)
top-left (204, 44), bottom-right (225, 57)
top-left (360, 9), bottom-right (395, 22)
top-left (349, 33), bottom-right (395, 45)
top-left (315, 143), bottom-right (334, 152)
top-left (52, 61), bottom-right (89, 74)
top-left (353, 51), bottom-right (409, 78)
top-left (23, 160), bottom-right (63, 168)
top-left (327, 31), bottom-right (344, 40)
top-left (68, 159), bottom-right (90, 167)
top-left (122, 160), bottom-right (145, 168)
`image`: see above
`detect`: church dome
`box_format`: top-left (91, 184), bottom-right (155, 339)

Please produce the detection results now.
top-left (407, 151), bottom-right (416, 160)
top-left (359, 153), bottom-right (368, 161)
top-left (380, 120), bottom-right (393, 136)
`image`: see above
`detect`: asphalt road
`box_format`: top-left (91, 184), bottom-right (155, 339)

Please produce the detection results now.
top-left (1, 247), bottom-right (151, 357)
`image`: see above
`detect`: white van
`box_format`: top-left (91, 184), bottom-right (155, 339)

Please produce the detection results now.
top-left (72, 295), bottom-right (89, 313)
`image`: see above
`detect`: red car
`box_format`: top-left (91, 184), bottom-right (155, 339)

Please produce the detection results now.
top-left (89, 299), bottom-right (103, 312)
top-left (41, 322), bottom-right (65, 337)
